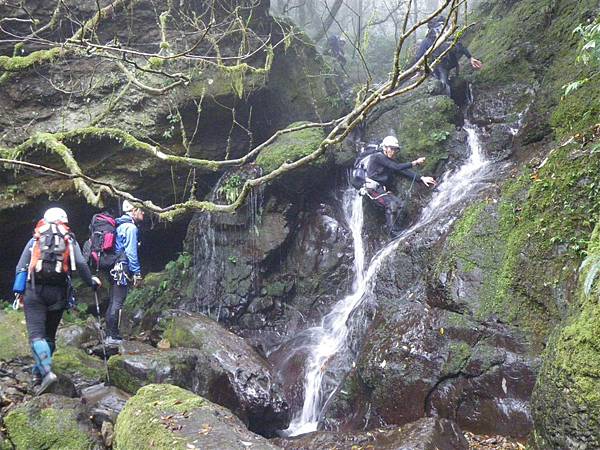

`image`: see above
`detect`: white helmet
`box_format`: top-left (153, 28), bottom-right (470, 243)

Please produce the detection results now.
top-left (122, 200), bottom-right (135, 213)
top-left (381, 135), bottom-right (400, 149)
top-left (43, 207), bottom-right (68, 223)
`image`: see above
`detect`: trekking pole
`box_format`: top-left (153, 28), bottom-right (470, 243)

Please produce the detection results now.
top-left (94, 290), bottom-right (111, 384)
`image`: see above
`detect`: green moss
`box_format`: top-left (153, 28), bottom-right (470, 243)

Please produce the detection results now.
top-left (53, 347), bottom-right (104, 380)
top-left (0, 310), bottom-right (29, 361)
top-left (439, 127), bottom-right (600, 343)
top-left (532, 222), bottom-right (600, 446)
top-left (107, 355), bottom-right (144, 394)
top-left (0, 47), bottom-right (63, 85)
top-left (467, 0), bottom-right (599, 138)
top-left (4, 403), bottom-right (94, 449)
top-left (162, 319), bottom-right (198, 349)
top-left (441, 341), bottom-right (472, 377)
top-left (123, 252), bottom-right (193, 319)
top-left (114, 384), bottom-right (205, 450)
top-left (255, 122), bottom-right (326, 173)
top-left (396, 96), bottom-right (457, 172)
top-left (449, 201), bottom-right (487, 248)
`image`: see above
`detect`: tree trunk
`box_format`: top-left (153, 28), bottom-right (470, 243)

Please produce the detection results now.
top-left (313, 0), bottom-right (344, 43)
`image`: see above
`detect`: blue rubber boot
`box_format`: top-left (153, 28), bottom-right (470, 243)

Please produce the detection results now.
top-left (31, 339), bottom-right (56, 395)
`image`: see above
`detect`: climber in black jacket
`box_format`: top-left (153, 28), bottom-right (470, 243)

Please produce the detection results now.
top-left (363, 136), bottom-right (436, 238)
top-left (413, 15), bottom-right (483, 96)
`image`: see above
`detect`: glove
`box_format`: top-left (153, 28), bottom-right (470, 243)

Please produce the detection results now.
top-left (91, 276), bottom-right (102, 290)
top-left (133, 274), bottom-right (143, 288)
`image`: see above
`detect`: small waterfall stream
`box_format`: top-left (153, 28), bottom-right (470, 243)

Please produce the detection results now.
top-left (282, 123), bottom-right (493, 436)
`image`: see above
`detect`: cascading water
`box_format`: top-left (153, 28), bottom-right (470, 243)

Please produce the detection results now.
top-left (282, 122), bottom-right (493, 436)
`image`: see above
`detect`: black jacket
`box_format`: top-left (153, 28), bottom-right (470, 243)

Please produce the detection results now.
top-left (414, 29), bottom-right (472, 70)
top-left (366, 152), bottom-right (419, 186)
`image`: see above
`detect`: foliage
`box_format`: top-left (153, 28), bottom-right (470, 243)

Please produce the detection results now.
top-left (123, 252), bottom-right (193, 319)
top-left (218, 175), bottom-right (244, 204)
top-left (563, 18), bottom-right (600, 95)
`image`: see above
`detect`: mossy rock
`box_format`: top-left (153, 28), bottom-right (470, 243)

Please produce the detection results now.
top-left (531, 223), bottom-right (600, 448)
top-left (466, 0), bottom-right (599, 138)
top-left (255, 121), bottom-right (327, 174)
top-left (53, 346), bottom-right (105, 383)
top-left (0, 310), bottom-right (29, 361)
top-left (3, 394), bottom-right (101, 449)
top-left (439, 127), bottom-right (600, 343)
top-left (114, 384), bottom-right (280, 450)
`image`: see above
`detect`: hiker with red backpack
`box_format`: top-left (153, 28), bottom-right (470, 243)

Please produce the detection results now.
top-left (12, 207), bottom-right (101, 395)
top-left (104, 200), bottom-right (144, 345)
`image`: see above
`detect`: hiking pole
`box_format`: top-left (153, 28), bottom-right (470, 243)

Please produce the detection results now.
top-left (93, 290), bottom-right (111, 384)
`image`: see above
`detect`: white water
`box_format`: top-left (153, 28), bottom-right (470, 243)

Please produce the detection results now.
top-left (283, 123), bottom-right (492, 436)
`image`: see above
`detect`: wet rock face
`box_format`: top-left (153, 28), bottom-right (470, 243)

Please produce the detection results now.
top-left (181, 187), bottom-right (353, 343)
top-left (530, 223), bottom-right (600, 450)
top-left (274, 418), bottom-right (468, 450)
top-left (325, 228), bottom-right (539, 439)
top-left (108, 311), bottom-right (290, 437)
top-left (114, 383), bottom-right (281, 450)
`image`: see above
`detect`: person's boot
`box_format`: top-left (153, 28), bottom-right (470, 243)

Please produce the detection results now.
top-left (35, 371), bottom-right (57, 396)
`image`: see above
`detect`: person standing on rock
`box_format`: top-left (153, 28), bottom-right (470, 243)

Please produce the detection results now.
top-left (105, 200), bottom-right (144, 345)
top-left (12, 207), bottom-right (101, 395)
top-left (362, 136), bottom-right (436, 238)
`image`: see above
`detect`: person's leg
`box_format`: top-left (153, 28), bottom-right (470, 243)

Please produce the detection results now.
top-left (106, 283), bottom-right (128, 339)
top-left (383, 193), bottom-right (405, 236)
top-left (24, 286), bottom-right (51, 377)
top-left (45, 308), bottom-right (64, 356)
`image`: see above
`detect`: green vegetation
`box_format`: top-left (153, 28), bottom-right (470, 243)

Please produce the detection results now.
top-left (124, 252), bottom-right (193, 316)
top-left (441, 125), bottom-right (600, 342)
top-left (4, 400), bottom-right (95, 449)
top-left (396, 96), bottom-right (457, 172)
top-left (0, 310), bottom-right (29, 361)
top-left (107, 355), bottom-right (145, 394)
top-left (217, 174), bottom-right (243, 204)
top-left (114, 384), bottom-right (206, 450)
top-left (255, 122), bottom-right (326, 173)
top-left (53, 347), bottom-right (104, 380)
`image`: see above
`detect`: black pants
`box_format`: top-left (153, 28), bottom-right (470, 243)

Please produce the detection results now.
top-left (433, 66), bottom-right (452, 96)
top-left (24, 284), bottom-right (67, 345)
top-left (367, 186), bottom-right (405, 233)
top-left (106, 283), bottom-right (128, 338)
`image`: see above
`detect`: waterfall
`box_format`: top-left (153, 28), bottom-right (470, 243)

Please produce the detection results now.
top-left (282, 123), bottom-right (492, 436)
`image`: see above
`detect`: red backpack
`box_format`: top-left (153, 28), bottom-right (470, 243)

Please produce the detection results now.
top-left (29, 219), bottom-right (75, 285)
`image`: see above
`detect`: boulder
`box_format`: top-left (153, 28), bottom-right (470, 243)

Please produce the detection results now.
top-left (109, 311), bottom-right (289, 436)
top-left (114, 383), bottom-right (281, 450)
top-left (3, 394), bottom-right (102, 449)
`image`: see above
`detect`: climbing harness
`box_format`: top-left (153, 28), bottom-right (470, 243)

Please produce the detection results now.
top-left (110, 261), bottom-right (130, 286)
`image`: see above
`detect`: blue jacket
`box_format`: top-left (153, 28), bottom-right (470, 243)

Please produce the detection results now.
top-left (115, 215), bottom-right (141, 276)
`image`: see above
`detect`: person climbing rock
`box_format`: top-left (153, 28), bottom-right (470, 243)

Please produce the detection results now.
top-left (12, 207), bottom-right (101, 395)
top-left (325, 34), bottom-right (347, 66)
top-left (105, 200), bottom-right (144, 345)
top-left (413, 15), bottom-right (483, 96)
top-left (361, 136), bottom-right (436, 238)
